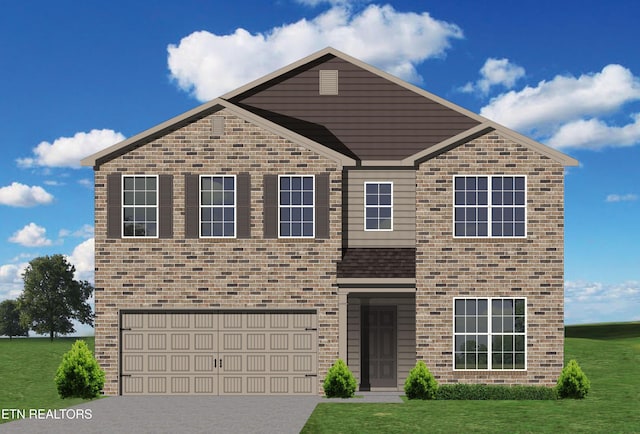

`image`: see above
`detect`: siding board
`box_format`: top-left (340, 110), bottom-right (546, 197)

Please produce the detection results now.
top-left (347, 170), bottom-right (416, 248)
top-left (231, 56), bottom-right (480, 161)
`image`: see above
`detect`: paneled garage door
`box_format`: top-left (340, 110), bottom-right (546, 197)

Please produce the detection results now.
top-left (120, 311), bottom-right (317, 395)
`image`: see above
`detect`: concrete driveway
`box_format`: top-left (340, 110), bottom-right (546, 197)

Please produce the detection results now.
top-left (1, 396), bottom-right (322, 434)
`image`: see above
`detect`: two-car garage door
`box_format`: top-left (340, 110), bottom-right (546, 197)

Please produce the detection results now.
top-left (120, 311), bottom-right (317, 395)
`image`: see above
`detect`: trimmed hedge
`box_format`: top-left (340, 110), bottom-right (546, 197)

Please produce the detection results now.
top-left (404, 361), bottom-right (438, 400)
top-left (323, 359), bottom-right (357, 398)
top-left (54, 340), bottom-right (105, 399)
top-left (435, 383), bottom-right (557, 400)
top-left (557, 359), bottom-right (591, 399)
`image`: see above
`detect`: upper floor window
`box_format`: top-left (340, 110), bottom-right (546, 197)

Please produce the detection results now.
top-left (454, 298), bottom-right (526, 370)
top-left (123, 175), bottom-right (157, 237)
top-left (365, 182), bottom-right (393, 231)
top-left (200, 175), bottom-right (236, 238)
top-left (454, 175), bottom-right (526, 238)
top-left (279, 175), bottom-right (314, 238)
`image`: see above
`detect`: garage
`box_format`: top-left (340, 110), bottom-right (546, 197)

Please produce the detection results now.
top-left (120, 310), bottom-right (318, 395)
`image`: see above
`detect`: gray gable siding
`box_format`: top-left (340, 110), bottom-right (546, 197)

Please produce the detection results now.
top-left (230, 55), bottom-right (480, 161)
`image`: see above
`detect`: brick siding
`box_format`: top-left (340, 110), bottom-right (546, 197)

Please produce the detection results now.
top-left (415, 132), bottom-right (565, 386)
top-left (93, 109), bottom-right (342, 395)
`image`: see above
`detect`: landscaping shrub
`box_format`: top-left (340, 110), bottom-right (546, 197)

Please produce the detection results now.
top-left (54, 339), bottom-right (105, 399)
top-left (557, 359), bottom-right (591, 399)
top-left (436, 383), bottom-right (557, 400)
top-left (404, 360), bottom-right (438, 399)
top-left (323, 359), bottom-right (357, 398)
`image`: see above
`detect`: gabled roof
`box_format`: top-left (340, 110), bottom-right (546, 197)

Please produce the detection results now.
top-left (81, 47), bottom-right (578, 168)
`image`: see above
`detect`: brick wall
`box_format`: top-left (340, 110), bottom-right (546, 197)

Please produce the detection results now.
top-left (415, 132), bottom-right (565, 386)
top-left (93, 109), bottom-right (342, 395)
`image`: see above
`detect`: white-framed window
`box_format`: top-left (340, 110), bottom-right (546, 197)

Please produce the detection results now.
top-left (200, 175), bottom-right (236, 238)
top-left (453, 175), bottom-right (526, 238)
top-left (122, 175), bottom-right (158, 238)
top-left (279, 175), bottom-right (314, 238)
top-left (364, 182), bottom-right (393, 231)
top-left (453, 298), bottom-right (526, 370)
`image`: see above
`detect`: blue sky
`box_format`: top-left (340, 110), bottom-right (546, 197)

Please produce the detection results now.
top-left (1, 0), bottom-right (639, 332)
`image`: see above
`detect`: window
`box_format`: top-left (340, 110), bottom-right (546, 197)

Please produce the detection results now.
top-left (364, 182), bottom-right (393, 231)
top-left (123, 175), bottom-right (157, 237)
top-left (454, 298), bottom-right (526, 370)
top-left (279, 175), bottom-right (314, 238)
top-left (454, 175), bottom-right (526, 237)
top-left (200, 175), bottom-right (235, 238)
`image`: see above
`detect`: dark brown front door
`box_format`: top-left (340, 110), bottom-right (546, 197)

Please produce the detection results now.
top-left (366, 306), bottom-right (397, 388)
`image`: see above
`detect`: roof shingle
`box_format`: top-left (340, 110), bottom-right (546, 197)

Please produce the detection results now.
top-left (337, 248), bottom-right (416, 279)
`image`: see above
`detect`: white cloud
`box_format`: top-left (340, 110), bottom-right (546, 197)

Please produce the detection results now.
top-left (296, 0), bottom-right (354, 5)
top-left (0, 264), bottom-right (22, 284)
top-left (66, 238), bottom-right (95, 283)
top-left (78, 178), bottom-right (93, 189)
top-left (167, 4), bottom-right (463, 101)
top-left (59, 224), bottom-right (94, 239)
top-left (44, 180), bottom-right (65, 187)
top-left (9, 223), bottom-right (53, 247)
top-left (565, 280), bottom-right (640, 324)
top-left (0, 263), bottom-right (27, 301)
top-left (546, 113), bottom-right (640, 149)
top-left (461, 57), bottom-right (525, 95)
top-left (480, 64), bottom-right (640, 135)
top-left (0, 182), bottom-right (54, 207)
top-left (17, 129), bottom-right (125, 169)
top-left (605, 193), bottom-right (638, 203)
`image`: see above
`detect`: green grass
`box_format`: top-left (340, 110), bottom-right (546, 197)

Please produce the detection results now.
top-left (565, 321), bottom-right (640, 339)
top-left (0, 337), bottom-right (100, 424)
top-left (302, 323), bottom-right (640, 433)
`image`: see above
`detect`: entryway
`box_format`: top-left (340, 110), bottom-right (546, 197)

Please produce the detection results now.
top-left (345, 292), bottom-right (415, 391)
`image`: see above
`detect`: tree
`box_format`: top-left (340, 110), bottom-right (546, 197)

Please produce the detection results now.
top-left (0, 299), bottom-right (29, 339)
top-left (18, 255), bottom-right (94, 341)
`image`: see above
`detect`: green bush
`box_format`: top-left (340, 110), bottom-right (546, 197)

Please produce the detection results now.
top-left (557, 359), bottom-right (591, 399)
top-left (54, 339), bottom-right (105, 399)
top-left (404, 360), bottom-right (438, 399)
top-left (436, 383), bottom-right (557, 400)
top-left (323, 359), bottom-right (357, 398)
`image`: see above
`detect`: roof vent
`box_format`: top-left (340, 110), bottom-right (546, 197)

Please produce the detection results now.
top-left (211, 116), bottom-right (224, 136)
top-left (319, 70), bottom-right (338, 95)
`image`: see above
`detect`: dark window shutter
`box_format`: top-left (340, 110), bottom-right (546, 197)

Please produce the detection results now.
top-left (315, 173), bottom-right (330, 239)
top-left (107, 173), bottom-right (121, 239)
top-left (185, 174), bottom-right (200, 238)
top-left (236, 173), bottom-right (251, 238)
top-left (263, 175), bottom-right (278, 239)
top-left (158, 175), bottom-right (173, 238)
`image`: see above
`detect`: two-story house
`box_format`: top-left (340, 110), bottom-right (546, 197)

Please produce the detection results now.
top-left (81, 47), bottom-right (578, 396)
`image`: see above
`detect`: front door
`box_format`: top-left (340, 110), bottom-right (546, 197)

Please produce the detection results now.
top-left (366, 306), bottom-right (397, 388)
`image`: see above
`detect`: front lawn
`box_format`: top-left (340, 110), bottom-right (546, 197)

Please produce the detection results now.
top-left (302, 323), bottom-right (640, 433)
top-left (0, 337), bottom-right (99, 423)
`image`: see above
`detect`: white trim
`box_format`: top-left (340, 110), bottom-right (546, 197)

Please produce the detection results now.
top-left (363, 181), bottom-right (393, 232)
top-left (452, 297), bottom-right (528, 371)
top-left (452, 175), bottom-right (528, 239)
top-left (199, 174), bottom-right (237, 239)
top-left (277, 175), bottom-right (315, 239)
top-left (121, 175), bottom-right (159, 239)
